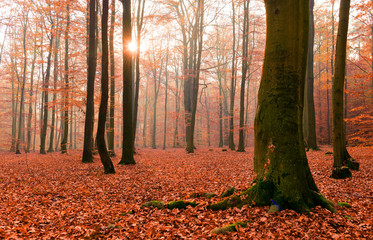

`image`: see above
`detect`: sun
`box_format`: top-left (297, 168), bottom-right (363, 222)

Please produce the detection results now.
top-left (128, 41), bottom-right (137, 52)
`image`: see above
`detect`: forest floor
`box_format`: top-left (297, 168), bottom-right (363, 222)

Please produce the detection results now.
top-left (0, 146), bottom-right (372, 239)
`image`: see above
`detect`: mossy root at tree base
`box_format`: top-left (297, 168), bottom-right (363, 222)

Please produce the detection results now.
top-left (330, 167), bottom-right (352, 179)
top-left (346, 159), bottom-right (359, 171)
top-left (208, 180), bottom-right (336, 213)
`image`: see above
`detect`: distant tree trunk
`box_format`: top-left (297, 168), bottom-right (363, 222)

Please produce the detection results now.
top-left (151, 59), bottom-right (162, 149)
top-left (97, 0), bottom-right (115, 174)
top-left (163, 50), bottom-right (169, 150)
top-left (40, 28), bottom-right (55, 155)
top-left (108, 0), bottom-right (116, 156)
top-left (61, 4), bottom-right (70, 154)
top-left (303, 0), bottom-right (318, 150)
top-left (16, 13), bottom-right (28, 154)
top-left (218, 82), bottom-right (223, 147)
top-left (229, 0), bottom-right (236, 150)
top-left (204, 81), bottom-right (211, 147)
top-left (237, 0), bottom-right (250, 152)
top-left (133, 0), bottom-right (146, 147)
top-left (119, 0), bottom-right (136, 165)
top-left (26, 38), bottom-right (37, 153)
top-left (143, 84), bottom-right (148, 147)
top-left (173, 67), bottom-right (181, 147)
top-left (250, 0), bottom-right (334, 212)
top-left (48, 29), bottom-right (61, 153)
top-left (331, 0), bottom-right (359, 179)
top-left (82, 0), bottom-right (97, 162)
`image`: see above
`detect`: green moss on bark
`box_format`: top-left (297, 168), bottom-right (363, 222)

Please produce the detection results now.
top-left (207, 195), bottom-right (243, 211)
top-left (220, 187), bottom-right (235, 198)
top-left (140, 201), bottom-right (165, 209)
top-left (346, 159), bottom-right (359, 171)
top-left (211, 221), bottom-right (247, 235)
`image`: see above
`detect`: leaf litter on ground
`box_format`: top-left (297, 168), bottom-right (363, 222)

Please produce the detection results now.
top-left (0, 146), bottom-right (372, 239)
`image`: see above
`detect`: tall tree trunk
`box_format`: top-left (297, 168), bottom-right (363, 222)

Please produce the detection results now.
top-left (331, 0), bottom-right (358, 179)
top-left (26, 40), bottom-right (37, 153)
top-left (173, 67), bottom-right (180, 147)
top-left (237, 0), bottom-right (250, 152)
top-left (61, 4), bottom-right (70, 154)
top-left (119, 0), bottom-right (136, 165)
top-left (16, 13), bottom-right (28, 154)
top-left (48, 29), bottom-right (61, 153)
top-left (40, 28), bottom-right (55, 154)
top-left (133, 0), bottom-right (146, 147)
top-left (97, 0), bottom-right (115, 174)
top-left (82, 0), bottom-right (97, 162)
top-left (163, 49), bottom-right (169, 150)
top-left (303, 0), bottom-right (318, 150)
top-left (250, 0), bottom-right (334, 212)
top-left (218, 77), bottom-right (223, 147)
top-left (229, 0), bottom-right (236, 150)
top-left (108, 0), bottom-right (116, 156)
top-left (143, 83), bottom-right (148, 147)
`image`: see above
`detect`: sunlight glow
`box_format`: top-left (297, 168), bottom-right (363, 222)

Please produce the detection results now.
top-left (128, 41), bottom-right (137, 53)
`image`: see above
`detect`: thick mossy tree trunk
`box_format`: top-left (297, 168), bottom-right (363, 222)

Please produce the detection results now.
top-left (331, 0), bottom-right (358, 179)
top-left (303, 0), bottom-right (318, 151)
top-left (97, 0), bottom-right (115, 174)
top-left (119, 0), bottom-right (136, 165)
top-left (248, 0), bottom-right (334, 212)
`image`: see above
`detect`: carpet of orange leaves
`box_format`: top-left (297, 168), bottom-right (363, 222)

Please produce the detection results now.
top-left (0, 146), bottom-right (372, 239)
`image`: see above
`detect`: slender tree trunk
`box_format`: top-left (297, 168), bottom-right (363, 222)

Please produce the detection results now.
top-left (97, 0), bottom-right (115, 174)
top-left (163, 50), bottom-right (169, 150)
top-left (61, 4), bottom-right (70, 154)
top-left (16, 14), bottom-right (28, 154)
top-left (82, 0), bottom-right (97, 162)
top-left (237, 0), bottom-right (250, 152)
top-left (40, 29), bottom-right (55, 154)
top-left (303, 0), bottom-right (318, 150)
top-left (108, 0), bottom-right (116, 156)
top-left (143, 84), bottom-right (148, 147)
top-left (133, 0), bottom-right (146, 147)
top-left (119, 0), bottom-right (136, 165)
top-left (331, 0), bottom-right (358, 179)
top-left (219, 84), bottom-right (223, 147)
top-left (26, 42), bottom-right (37, 153)
top-left (173, 68), bottom-right (180, 147)
top-left (48, 30), bottom-right (61, 153)
top-left (229, 0), bottom-right (236, 150)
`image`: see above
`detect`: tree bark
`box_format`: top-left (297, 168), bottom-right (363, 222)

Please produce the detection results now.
top-left (251, 0), bottom-right (334, 212)
top-left (108, 0), bottom-right (116, 156)
top-left (237, 0), bottom-right (250, 152)
top-left (40, 28), bottom-right (55, 155)
top-left (61, 4), bottom-right (70, 154)
top-left (16, 12), bottom-right (28, 154)
top-left (82, 0), bottom-right (97, 162)
top-left (303, 0), bottom-right (318, 150)
top-left (97, 0), bottom-right (115, 174)
top-left (119, 0), bottom-right (136, 165)
top-left (48, 28), bottom-right (61, 153)
top-left (331, 0), bottom-right (358, 179)
top-left (229, 0), bottom-right (237, 150)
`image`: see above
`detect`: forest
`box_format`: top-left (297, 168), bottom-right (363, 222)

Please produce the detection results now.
top-left (0, 0), bottom-right (372, 238)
